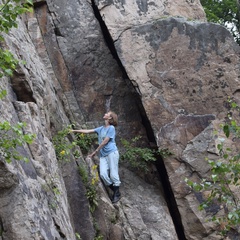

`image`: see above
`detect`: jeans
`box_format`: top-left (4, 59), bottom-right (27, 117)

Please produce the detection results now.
top-left (99, 150), bottom-right (121, 187)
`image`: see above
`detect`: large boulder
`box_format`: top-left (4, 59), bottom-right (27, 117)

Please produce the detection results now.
top-left (94, 0), bottom-right (206, 40)
top-left (1, 0), bottom-right (240, 239)
top-left (95, 1), bottom-right (240, 238)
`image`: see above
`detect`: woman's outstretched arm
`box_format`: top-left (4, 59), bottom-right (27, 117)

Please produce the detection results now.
top-left (71, 129), bottom-right (95, 134)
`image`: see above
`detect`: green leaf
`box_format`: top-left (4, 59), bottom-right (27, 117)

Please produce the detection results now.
top-left (0, 89), bottom-right (7, 99)
top-left (223, 124), bottom-right (230, 138)
top-left (211, 174), bottom-right (218, 182)
top-left (223, 153), bottom-right (228, 159)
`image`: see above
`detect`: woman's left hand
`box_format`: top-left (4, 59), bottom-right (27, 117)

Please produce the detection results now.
top-left (88, 150), bottom-right (97, 158)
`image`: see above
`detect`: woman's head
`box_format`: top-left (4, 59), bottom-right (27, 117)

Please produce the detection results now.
top-left (105, 111), bottom-right (118, 126)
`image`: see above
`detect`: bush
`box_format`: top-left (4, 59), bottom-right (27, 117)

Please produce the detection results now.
top-left (78, 164), bottom-right (99, 213)
top-left (52, 125), bottom-right (77, 161)
top-left (0, 121), bottom-right (35, 163)
top-left (75, 132), bottom-right (97, 154)
top-left (120, 136), bottom-right (172, 172)
top-left (186, 98), bottom-right (240, 235)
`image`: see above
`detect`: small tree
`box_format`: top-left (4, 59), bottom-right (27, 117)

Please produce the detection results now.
top-left (200, 0), bottom-right (240, 45)
top-left (186, 98), bottom-right (240, 235)
top-left (120, 136), bottom-right (172, 173)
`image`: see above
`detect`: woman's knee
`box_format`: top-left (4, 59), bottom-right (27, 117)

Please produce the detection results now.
top-left (100, 171), bottom-right (108, 180)
top-left (110, 173), bottom-right (119, 182)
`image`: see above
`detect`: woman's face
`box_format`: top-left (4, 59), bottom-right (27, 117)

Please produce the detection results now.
top-left (103, 112), bottom-right (111, 120)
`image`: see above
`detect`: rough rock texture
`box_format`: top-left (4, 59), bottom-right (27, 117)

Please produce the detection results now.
top-left (119, 167), bottom-right (177, 240)
top-left (94, 0), bottom-right (206, 41)
top-left (0, 0), bottom-right (240, 239)
top-left (0, 0), bottom-right (179, 240)
top-left (97, 2), bottom-right (240, 239)
top-left (114, 17), bottom-right (240, 129)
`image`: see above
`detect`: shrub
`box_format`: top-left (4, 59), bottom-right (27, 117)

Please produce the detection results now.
top-left (78, 164), bottom-right (99, 213)
top-left (120, 136), bottom-right (172, 172)
top-left (75, 132), bottom-right (97, 154)
top-left (52, 125), bottom-right (77, 161)
top-left (0, 121), bottom-right (35, 163)
top-left (186, 98), bottom-right (240, 235)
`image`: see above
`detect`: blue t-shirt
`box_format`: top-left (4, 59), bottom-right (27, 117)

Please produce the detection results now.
top-left (94, 125), bottom-right (118, 157)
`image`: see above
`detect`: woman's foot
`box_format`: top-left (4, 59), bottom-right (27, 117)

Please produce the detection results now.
top-left (112, 186), bottom-right (121, 203)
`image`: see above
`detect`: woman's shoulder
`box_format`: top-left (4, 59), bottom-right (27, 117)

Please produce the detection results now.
top-left (95, 125), bottom-right (104, 131)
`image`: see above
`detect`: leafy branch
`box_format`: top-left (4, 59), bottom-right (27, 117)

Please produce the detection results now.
top-left (0, 0), bottom-right (33, 77)
top-left (0, 121), bottom-right (36, 163)
top-left (186, 98), bottom-right (240, 235)
top-left (120, 136), bottom-right (172, 172)
top-left (200, 0), bottom-right (240, 45)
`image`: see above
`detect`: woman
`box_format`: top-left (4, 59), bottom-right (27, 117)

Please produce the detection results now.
top-left (71, 111), bottom-right (121, 203)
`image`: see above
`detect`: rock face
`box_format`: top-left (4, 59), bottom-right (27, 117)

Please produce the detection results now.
top-left (114, 17), bottom-right (239, 128)
top-left (95, 0), bottom-right (240, 239)
top-left (0, 0), bottom-right (240, 240)
top-left (94, 0), bottom-right (206, 41)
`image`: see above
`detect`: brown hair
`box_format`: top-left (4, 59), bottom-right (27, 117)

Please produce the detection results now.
top-left (108, 111), bottom-right (118, 126)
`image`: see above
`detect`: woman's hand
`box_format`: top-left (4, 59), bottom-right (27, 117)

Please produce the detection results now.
top-left (69, 129), bottom-right (82, 133)
top-left (88, 150), bottom-right (98, 158)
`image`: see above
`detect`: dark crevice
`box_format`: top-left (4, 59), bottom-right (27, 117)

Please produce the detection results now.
top-left (91, 1), bottom-right (186, 239)
top-left (33, 0), bottom-right (46, 8)
top-left (91, 0), bottom-right (128, 79)
top-left (0, 216), bottom-right (4, 239)
top-left (137, 103), bottom-right (187, 239)
top-left (155, 157), bottom-right (187, 240)
top-left (53, 218), bottom-right (66, 239)
top-left (54, 27), bottom-right (64, 37)
top-left (10, 71), bottom-right (36, 103)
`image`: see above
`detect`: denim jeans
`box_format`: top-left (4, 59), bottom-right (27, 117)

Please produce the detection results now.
top-left (99, 150), bottom-right (121, 187)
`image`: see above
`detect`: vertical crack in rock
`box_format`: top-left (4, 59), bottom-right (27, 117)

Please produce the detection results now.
top-left (155, 156), bottom-right (187, 240)
top-left (91, 0), bottom-right (120, 65)
top-left (0, 216), bottom-right (4, 237)
top-left (91, 1), bottom-right (187, 239)
top-left (90, 0), bottom-right (137, 90)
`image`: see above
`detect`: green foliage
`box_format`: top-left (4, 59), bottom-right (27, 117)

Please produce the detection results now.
top-left (86, 184), bottom-right (98, 213)
top-left (0, 1), bottom-right (35, 164)
top-left (78, 164), bottom-right (89, 185)
top-left (94, 235), bottom-right (104, 240)
top-left (75, 132), bottom-right (97, 154)
top-left (0, 0), bottom-right (33, 77)
top-left (120, 136), bottom-right (156, 172)
top-left (52, 125), bottom-right (77, 161)
top-left (109, 213), bottom-right (117, 224)
top-left (0, 121), bottom-right (36, 163)
top-left (93, 220), bottom-right (104, 240)
top-left (53, 125), bottom-right (96, 160)
top-left (0, 0), bottom-right (33, 34)
top-left (120, 136), bottom-right (172, 172)
top-left (200, 0), bottom-right (240, 44)
top-left (87, 164), bottom-right (99, 213)
top-left (78, 164), bottom-right (99, 213)
top-left (158, 147), bottom-right (173, 158)
top-left (0, 50), bottom-right (18, 77)
top-left (0, 89), bottom-right (7, 99)
top-left (75, 233), bottom-right (82, 240)
top-left (186, 98), bottom-right (240, 235)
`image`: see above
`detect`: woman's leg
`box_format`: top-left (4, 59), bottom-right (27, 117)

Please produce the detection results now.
top-left (108, 151), bottom-right (121, 186)
top-left (99, 156), bottom-right (112, 186)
